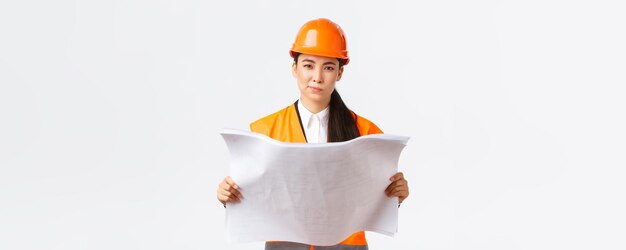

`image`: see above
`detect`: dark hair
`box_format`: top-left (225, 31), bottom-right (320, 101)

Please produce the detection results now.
top-left (293, 53), bottom-right (360, 142)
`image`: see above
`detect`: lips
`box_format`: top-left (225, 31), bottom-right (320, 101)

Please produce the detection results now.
top-left (308, 86), bottom-right (322, 92)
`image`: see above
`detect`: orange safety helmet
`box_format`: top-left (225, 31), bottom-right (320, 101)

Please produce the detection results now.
top-left (290, 18), bottom-right (350, 65)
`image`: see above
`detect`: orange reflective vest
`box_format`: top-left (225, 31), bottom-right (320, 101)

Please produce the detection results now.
top-left (250, 101), bottom-right (383, 247)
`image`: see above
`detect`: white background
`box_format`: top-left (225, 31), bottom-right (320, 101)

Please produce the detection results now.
top-left (1, 0), bottom-right (625, 249)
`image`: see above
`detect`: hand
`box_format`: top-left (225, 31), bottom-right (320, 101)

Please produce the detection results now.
top-left (217, 176), bottom-right (242, 205)
top-left (385, 172), bottom-right (409, 204)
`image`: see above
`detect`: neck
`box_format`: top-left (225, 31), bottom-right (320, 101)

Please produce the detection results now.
top-left (300, 96), bottom-right (329, 114)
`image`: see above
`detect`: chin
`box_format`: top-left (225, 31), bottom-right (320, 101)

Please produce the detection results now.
top-left (306, 94), bottom-right (326, 101)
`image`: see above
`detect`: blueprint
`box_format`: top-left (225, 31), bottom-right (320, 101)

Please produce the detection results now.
top-left (220, 129), bottom-right (409, 246)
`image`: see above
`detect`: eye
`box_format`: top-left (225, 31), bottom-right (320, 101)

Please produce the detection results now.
top-left (303, 64), bottom-right (313, 69)
top-left (324, 66), bottom-right (335, 71)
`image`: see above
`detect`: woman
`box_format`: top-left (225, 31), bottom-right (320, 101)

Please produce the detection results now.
top-left (217, 18), bottom-right (410, 250)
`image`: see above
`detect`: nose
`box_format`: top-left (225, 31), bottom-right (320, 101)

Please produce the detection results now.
top-left (312, 68), bottom-right (324, 84)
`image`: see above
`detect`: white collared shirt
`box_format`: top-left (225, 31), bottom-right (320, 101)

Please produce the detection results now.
top-left (297, 100), bottom-right (329, 143)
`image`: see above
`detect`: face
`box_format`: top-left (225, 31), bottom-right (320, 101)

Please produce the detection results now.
top-left (292, 54), bottom-right (344, 106)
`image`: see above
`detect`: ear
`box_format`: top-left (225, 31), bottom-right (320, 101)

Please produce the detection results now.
top-left (336, 66), bottom-right (344, 81)
top-left (292, 62), bottom-right (297, 78)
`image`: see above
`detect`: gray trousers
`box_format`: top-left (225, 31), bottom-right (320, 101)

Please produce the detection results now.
top-left (265, 242), bottom-right (368, 250)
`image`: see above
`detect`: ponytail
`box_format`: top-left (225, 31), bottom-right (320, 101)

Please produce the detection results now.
top-left (327, 89), bottom-right (360, 142)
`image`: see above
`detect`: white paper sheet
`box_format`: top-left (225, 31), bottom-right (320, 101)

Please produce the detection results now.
top-left (220, 129), bottom-right (410, 246)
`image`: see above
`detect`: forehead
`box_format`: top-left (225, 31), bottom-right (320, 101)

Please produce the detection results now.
top-left (298, 54), bottom-right (339, 64)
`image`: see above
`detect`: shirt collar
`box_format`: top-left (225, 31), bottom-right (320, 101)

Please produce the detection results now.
top-left (297, 99), bottom-right (329, 127)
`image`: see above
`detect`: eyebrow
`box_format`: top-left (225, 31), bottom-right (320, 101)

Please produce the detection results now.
top-left (301, 59), bottom-right (338, 66)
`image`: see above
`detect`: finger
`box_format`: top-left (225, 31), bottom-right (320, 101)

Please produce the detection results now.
top-left (385, 179), bottom-right (408, 195)
top-left (389, 172), bottom-right (405, 181)
top-left (219, 177), bottom-right (234, 190)
top-left (385, 181), bottom-right (402, 195)
top-left (385, 182), bottom-right (397, 195)
top-left (218, 189), bottom-right (232, 199)
top-left (220, 189), bottom-right (240, 200)
top-left (218, 193), bottom-right (240, 203)
top-left (228, 187), bottom-right (243, 199)
top-left (219, 178), bottom-right (241, 194)
top-left (389, 191), bottom-right (408, 205)
top-left (219, 189), bottom-right (241, 202)
top-left (217, 193), bottom-right (229, 202)
top-left (389, 186), bottom-right (409, 197)
top-left (224, 176), bottom-right (239, 190)
top-left (219, 180), bottom-right (231, 190)
top-left (218, 181), bottom-right (243, 199)
top-left (217, 192), bottom-right (237, 203)
top-left (389, 184), bottom-right (408, 193)
top-left (390, 188), bottom-right (409, 197)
